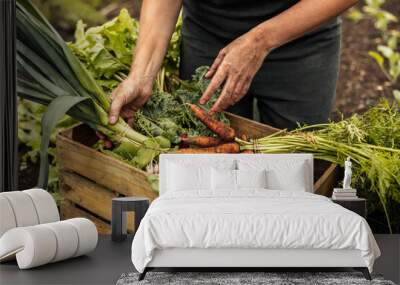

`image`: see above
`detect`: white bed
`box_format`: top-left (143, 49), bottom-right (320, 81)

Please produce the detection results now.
top-left (131, 154), bottom-right (380, 280)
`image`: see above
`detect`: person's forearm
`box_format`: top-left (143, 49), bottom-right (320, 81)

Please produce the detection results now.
top-left (253, 0), bottom-right (358, 51)
top-left (129, 0), bottom-right (182, 79)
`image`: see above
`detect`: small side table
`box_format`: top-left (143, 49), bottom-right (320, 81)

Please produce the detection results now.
top-left (331, 198), bottom-right (367, 218)
top-left (112, 197), bottom-right (150, 242)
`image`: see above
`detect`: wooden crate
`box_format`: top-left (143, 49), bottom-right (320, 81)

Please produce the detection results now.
top-left (57, 113), bottom-right (339, 234)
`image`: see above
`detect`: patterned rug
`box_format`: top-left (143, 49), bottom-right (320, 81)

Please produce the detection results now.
top-left (116, 271), bottom-right (395, 285)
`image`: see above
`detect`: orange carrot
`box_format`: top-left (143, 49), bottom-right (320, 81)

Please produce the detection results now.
top-left (213, 142), bottom-right (240, 153)
top-left (174, 148), bottom-right (218, 154)
top-left (189, 104), bottom-right (236, 141)
top-left (180, 136), bottom-right (221, 147)
top-left (175, 142), bottom-right (240, 154)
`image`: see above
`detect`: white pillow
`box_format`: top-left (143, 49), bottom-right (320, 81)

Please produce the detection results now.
top-left (266, 162), bottom-right (308, 191)
top-left (211, 168), bottom-right (237, 190)
top-left (168, 163), bottom-right (211, 191)
top-left (238, 159), bottom-right (310, 192)
top-left (211, 169), bottom-right (267, 190)
top-left (236, 169), bottom-right (267, 189)
top-left (167, 160), bottom-right (236, 192)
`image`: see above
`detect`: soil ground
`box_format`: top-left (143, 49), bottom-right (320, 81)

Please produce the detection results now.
top-left (333, 0), bottom-right (400, 120)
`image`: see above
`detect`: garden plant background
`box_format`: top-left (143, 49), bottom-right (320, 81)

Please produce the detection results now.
top-left (17, 0), bottom-right (400, 232)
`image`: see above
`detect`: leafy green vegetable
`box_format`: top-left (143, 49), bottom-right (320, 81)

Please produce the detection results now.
top-left (133, 67), bottom-right (230, 143)
top-left (69, 9), bottom-right (135, 89)
top-left (69, 9), bottom-right (182, 92)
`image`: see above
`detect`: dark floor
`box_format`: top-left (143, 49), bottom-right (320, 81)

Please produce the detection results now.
top-left (1, 235), bottom-right (398, 285)
top-left (0, 235), bottom-right (134, 285)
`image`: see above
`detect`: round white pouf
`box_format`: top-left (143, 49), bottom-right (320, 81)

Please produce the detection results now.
top-left (23, 189), bottom-right (59, 224)
top-left (42, 221), bottom-right (79, 262)
top-left (65, 218), bottom-right (98, 257)
top-left (0, 196), bottom-right (17, 237)
top-left (0, 192), bottom-right (39, 227)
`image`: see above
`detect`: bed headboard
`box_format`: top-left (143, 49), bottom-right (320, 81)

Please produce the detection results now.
top-left (159, 154), bottom-right (313, 195)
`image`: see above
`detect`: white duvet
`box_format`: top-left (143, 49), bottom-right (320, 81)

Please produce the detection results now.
top-left (131, 190), bottom-right (380, 273)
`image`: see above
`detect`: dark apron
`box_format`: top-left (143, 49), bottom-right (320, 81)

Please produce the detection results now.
top-left (180, 0), bottom-right (341, 130)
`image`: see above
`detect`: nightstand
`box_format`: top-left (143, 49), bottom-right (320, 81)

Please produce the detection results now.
top-left (331, 198), bottom-right (367, 218)
top-left (111, 197), bottom-right (150, 242)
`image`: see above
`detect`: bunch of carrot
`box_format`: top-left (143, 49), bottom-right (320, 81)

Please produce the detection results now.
top-left (175, 104), bottom-right (241, 154)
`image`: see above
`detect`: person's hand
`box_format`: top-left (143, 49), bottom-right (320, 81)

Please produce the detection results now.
top-left (108, 75), bottom-right (155, 125)
top-left (199, 29), bottom-right (272, 115)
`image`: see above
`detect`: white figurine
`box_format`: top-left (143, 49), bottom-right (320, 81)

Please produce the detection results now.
top-left (343, 157), bottom-right (352, 189)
